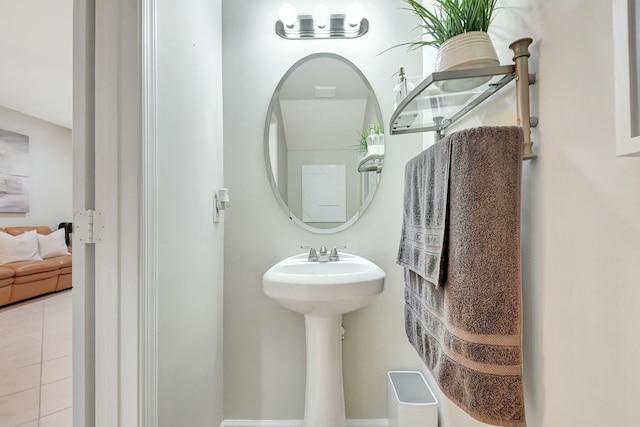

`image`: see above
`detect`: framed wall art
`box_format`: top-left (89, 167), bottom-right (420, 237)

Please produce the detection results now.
top-left (0, 129), bottom-right (29, 213)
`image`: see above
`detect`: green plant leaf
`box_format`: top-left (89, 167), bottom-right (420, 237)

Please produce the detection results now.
top-left (353, 129), bottom-right (368, 152)
top-left (387, 0), bottom-right (499, 52)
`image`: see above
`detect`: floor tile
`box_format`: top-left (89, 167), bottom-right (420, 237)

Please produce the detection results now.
top-left (0, 299), bottom-right (44, 319)
top-left (0, 329), bottom-right (43, 355)
top-left (43, 305), bottom-right (71, 350)
top-left (43, 316), bottom-right (71, 343)
top-left (40, 377), bottom-right (72, 417)
top-left (0, 309), bottom-right (43, 348)
top-left (41, 356), bottom-right (72, 385)
top-left (40, 293), bottom-right (72, 366)
top-left (42, 337), bottom-right (71, 362)
top-left (0, 387), bottom-right (40, 427)
top-left (43, 291), bottom-right (71, 308)
top-left (0, 341), bottom-right (43, 373)
top-left (0, 363), bottom-right (40, 398)
top-left (0, 321), bottom-right (44, 348)
top-left (0, 312), bottom-right (43, 337)
top-left (44, 303), bottom-right (71, 318)
top-left (40, 407), bottom-right (72, 427)
top-left (0, 291), bottom-right (73, 425)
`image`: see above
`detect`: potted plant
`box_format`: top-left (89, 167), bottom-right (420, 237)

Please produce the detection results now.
top-left (398, 0), bottom-right (500, 90)
top-left (355, 123), bottom-right (385, 159)
top-left (355, 129), bottom-right (368, 159)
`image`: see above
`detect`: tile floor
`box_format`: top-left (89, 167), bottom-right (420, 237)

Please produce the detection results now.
top-left (0, 290), bottom-right (72, 427)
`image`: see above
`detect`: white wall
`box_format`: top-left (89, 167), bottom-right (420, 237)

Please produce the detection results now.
top-left (0, 106), bottom-right (72, 229)
top-left (519, 2), bottom-right (639, 426)
top-left (156, 0), bottom-right (224, 426)
top-left (420, 1), bottom-right (640, 426)
top-left (224, 0), bottom-right (640, 426)
top-left (222, 0), bottom-right (423, 421)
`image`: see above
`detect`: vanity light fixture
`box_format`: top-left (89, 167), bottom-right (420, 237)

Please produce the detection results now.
top-left (312, 4), bottom-right (330, 30)
top-left (279, 3), bottom-right (298, 28)
top-left (276, 2), bottom-right (369, 40)
top-left (345, 2), bottom-right (365, 27)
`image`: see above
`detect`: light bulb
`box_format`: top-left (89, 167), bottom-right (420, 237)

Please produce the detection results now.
top-left (313, 4), bottom-right (330, 29)
top-left (279, 3), bottom-right (297, 28)
top-left (346, 2), bottom-right (364, 27)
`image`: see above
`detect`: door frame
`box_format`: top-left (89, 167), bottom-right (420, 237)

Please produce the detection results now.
top-left (73, 0), bottom-right (155, 425)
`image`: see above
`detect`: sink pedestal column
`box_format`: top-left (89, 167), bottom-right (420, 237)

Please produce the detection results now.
top-left (304, 314), bottom-right (345, 427)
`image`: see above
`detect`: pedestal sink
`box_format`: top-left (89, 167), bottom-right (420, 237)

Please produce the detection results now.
top-left (263, 253), bottom-right (385, 427)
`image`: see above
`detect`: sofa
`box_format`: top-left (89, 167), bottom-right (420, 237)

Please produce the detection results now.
top-left (0, 226), bottom-right (72, 307)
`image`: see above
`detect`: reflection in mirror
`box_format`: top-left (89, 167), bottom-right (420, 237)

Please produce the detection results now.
top-left (265, 53), bottom-right (384, 234)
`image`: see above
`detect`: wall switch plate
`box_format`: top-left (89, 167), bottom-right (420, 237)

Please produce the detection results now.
top-left (213, 189), bottom-right (230, 223)
top-left (213, 193), bottom-right (221, 223)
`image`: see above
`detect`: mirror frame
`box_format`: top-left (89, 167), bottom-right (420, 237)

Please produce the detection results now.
top-left (264, 52), bottom-right (384, 234)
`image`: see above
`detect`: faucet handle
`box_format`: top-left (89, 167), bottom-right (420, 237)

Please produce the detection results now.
top-left (300, 246), bottom-right (318, 261)
top-left (329, 245), bottom-right (347, 261)
top-left (319, 246), bottom-right (328, 256)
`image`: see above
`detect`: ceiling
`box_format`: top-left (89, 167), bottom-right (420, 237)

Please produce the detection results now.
top-left (279, 56), bottom-right (370, 100)
top-left (276, 56), bottom-right (373, 151)
top-left (0, 0), bottom-right (73, 129)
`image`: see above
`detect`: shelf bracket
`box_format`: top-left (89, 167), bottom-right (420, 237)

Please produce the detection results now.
top-left (510, 38), bottom-right (537, 160)
top-left (434, 116), bottom-right (445, 141)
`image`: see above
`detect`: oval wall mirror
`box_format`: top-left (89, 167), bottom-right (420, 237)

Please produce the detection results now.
top-left (264, 53), bottom-right (384, 234)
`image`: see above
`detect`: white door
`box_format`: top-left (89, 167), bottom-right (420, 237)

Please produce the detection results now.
top-left (72, 0), bottom-right (140, 425)
top-left (72, 0), bottom-right (96, 425)
top-left (73, 1), bottom-right (225, 426)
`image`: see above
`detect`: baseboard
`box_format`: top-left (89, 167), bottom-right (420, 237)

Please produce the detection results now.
top-left (347, 420), bottom-right (389, 426)
top-left (221, 421), bottom-right (302, 427)
top-left (220, 419), bottom-right (389, 427)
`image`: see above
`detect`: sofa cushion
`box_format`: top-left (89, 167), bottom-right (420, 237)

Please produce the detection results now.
top-left (0, 277), bottom-right (12, 288)
top-left (10, 275), bottom-right (57, 303)
top-left (4, 226), bottom-right (53, 236)
top-left (0, 266), bottom-right (14, 280)
top-left (37, 229), bottom-right (70, 259)
top-left (2, 260), bottom-right (59, 276)
top-left (46, 254), bottom-right (72, 269)
top-left (0, 230), bottom-right (43, 265)
top-left (12, 269), bottom-right (59, 285)
top-left (0, 284), bottom-right (10, 305)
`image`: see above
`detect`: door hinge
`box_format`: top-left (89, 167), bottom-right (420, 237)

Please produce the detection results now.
top-left (74, 210), bottom-right (104, 244)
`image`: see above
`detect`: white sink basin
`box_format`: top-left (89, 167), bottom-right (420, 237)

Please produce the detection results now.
top-left (263, 252), bottom-right (385, 316)
top-left (263, 252), bottom-right (385, 427)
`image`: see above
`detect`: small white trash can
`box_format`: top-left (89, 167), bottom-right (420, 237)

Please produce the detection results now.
top-left (388, 371), bottom-right (438, 427)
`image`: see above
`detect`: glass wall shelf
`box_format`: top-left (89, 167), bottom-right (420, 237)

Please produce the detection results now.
top-left (357, 153), bottom-right (383, 173)
top-left (389, 65), bottom-right (517, 136)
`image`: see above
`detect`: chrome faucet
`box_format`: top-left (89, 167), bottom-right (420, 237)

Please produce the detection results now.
top-left (301, 246), bottom-right (318, 261)
top-left (330, 246), bottom-right (346, 261)
top-left (318, 246), bottom-right (328, 260)
top-left (301, 245), bottom-right (346, 262)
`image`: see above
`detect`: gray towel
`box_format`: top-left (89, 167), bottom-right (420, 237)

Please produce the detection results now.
top-left (397, 136), bottom-right (451, 288)
top-left (402, 127), bottom-right (526, 427)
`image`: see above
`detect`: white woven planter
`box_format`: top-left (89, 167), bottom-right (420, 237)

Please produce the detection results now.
top-left (434, 31), bottom-right (499, 92)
